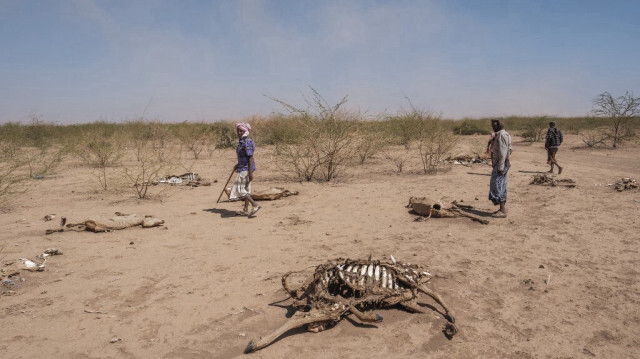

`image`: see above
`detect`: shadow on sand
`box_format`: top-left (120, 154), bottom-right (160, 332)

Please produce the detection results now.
top-left (453, 202), bottom-right (494, 218)
top-left (203, 207), bottom-right (240, 218)
top-left (466, 172), bottom-right (491, 176)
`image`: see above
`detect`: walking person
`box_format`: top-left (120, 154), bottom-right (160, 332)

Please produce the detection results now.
top-left (229, 122), bottom-right (261, 217)
top-left (545, 121), bottom-right (563, 174)
top-left (489, 119), bottom-right (512, 218)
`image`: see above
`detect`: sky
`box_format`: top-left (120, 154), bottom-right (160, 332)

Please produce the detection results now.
top-left (1, 0), bottom-right (639, 124)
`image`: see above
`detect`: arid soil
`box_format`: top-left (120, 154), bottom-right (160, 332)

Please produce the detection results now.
top-left (1, 134), bottom-right (639, 359)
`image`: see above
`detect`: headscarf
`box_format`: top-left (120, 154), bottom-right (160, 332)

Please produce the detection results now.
top-left (549, 121), bottom-right (556, 128)
top-left (236, 122), bottom-right (251, 138)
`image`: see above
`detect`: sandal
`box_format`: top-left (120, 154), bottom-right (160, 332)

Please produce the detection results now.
top-left (491, 212), bottom-right (507, 218)
top-left (248, 206), bottom-right (261, 218)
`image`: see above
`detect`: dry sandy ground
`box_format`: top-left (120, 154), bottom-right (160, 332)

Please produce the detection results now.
top-left (1, 134), bottom-right (639, 359)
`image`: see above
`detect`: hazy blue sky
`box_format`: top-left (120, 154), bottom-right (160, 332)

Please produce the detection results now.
top-left (1, 0), bottom-right (639, 124)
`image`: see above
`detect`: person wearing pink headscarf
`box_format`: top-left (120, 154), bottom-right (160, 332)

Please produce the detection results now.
top-left (229, 122), bottom-right (260, 217)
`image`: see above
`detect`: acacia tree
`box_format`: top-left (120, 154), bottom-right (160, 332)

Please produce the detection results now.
top-left (591, 91), bottom-right (640, 148)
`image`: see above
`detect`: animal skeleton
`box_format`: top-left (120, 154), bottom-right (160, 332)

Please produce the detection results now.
top-left (244, 257), bottom-right (457, 354)
top-left (530, 173), bottom-right (576, 188)
top-left (407, 196), bottom-right (489, 224)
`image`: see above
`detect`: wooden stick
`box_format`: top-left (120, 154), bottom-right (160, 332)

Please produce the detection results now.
top-left (216, 167), bottom-right (236, 203)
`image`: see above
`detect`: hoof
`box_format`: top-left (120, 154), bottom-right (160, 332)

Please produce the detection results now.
top-left (244, 341), bottom-right (255, 354)
top-left (375, 314), bottom-right (383, 322)
top-left (444, 322), bottom-right (458, 339)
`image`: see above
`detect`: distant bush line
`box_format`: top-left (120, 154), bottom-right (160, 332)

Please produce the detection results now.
top-left (0, 115), bottom-right (615, 150)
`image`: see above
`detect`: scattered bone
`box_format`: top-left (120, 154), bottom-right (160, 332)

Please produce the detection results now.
top-left (43, 214), bottom-right (56, 221)
top-left (245, 257), bottom-right (457, 353)
top-left (20, 258), bottom-right (45, 272)
top-left (445, 154), bottom-right (489, 166)
top-left (408, 197), bottom-right (489, 224)
top-left (84, 309), bottom-right (108, 314)
top-left (154, 173), bottom-right (210, 187)
top-left (609, 177), bottom-right (638, 191)
top-left (530, 174), bottom-right (576, 188)
top-left (231, 306), bottom-right (256, 315)
top-left (43, 248), bottom-right (62, 256)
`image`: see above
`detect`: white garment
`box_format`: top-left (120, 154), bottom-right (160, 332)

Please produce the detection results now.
top-left (229, 171), bottom-right (252, 200)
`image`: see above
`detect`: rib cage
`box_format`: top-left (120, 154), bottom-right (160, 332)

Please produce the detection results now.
top-left (306, 258), bottom-right (433, 303)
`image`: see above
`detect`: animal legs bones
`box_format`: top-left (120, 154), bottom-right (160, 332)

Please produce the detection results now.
top-left (417, 285), bottom-right (456, 324)
top-left (349, 306), bottom-right (383, 323)
top-left (245, 310), bottom-right (341, 354)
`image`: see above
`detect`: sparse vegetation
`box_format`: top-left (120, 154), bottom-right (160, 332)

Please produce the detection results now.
top-left (415, 112), bottom-right (460, 173)
top-left (122, 147), bottom-right (174, 199)
top-left (519, 116), bottom-right (549, 142)
top-left (453, 119), bottom-right (492, 136)
top-left (76, 127), bottom-right (125, 190)
top-left (591, 91), bottom-right (640, 148)
top-left (269, 88), bottom-right (359, 182)
top-left (0, 98), bottom-right (636, 201)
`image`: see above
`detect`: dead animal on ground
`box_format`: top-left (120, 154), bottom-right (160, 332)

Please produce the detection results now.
top-left (244, 256), bottom-right (457, 354)
top-left (225, 187), bottom-right (299, 201)
top-left (46, 212), bottom-right (164, 234)
top-left (530, 173), bottom-right (576, 188)
top-left (154, 173), bottom-right (211, 187)
top-left (445, 154), bottom-right (489, 166)
top-left (407, 196), bottom-right (489, 224)
top-left (609, 177), bottom-right (638, 192)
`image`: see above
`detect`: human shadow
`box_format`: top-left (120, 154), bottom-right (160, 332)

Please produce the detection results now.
top-left (518, 170), bottom-right (545, 174)
top-left (466, 172), bottom-right (491, 176)
top-left (203, 208), bottom-right (239, 218)
top-left (452, 202), bottom-right (494, 218)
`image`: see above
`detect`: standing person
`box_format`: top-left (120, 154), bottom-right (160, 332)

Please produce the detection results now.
top-left (545, 121), bottom-right (563, 174)
top-left (489, 119), bottom-right (512, 218)
top-left (229, 122), bottom-right (261, 217)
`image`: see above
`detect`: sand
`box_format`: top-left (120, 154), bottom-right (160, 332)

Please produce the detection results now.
top-left (1, 134), bottom-right (639, 359)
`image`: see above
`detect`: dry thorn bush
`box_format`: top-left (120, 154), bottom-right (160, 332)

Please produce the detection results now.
top-left (76, 129), bottom-right (125, 191)
top-left (384, 148), bottom-right (409, 174)
top-left (121, 146), bottom-right (175, 199)
top-left (270, 88), bottom-right (360, 182)
top-left (591, 91), bottom-right (640, 148)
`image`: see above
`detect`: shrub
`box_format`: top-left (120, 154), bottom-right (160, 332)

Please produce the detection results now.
top-left (76, 128), bottom-right (125, 190)
top-left (121, 147), bottom-right (174, 199)
top-left (416, 114), bottom-right (460, 173)
top-left (453, 119), bottom-right (492, 135)
top-left (591, 91), bottom-right (640, 148)
top-left (270, 88), bottom-right (359, 181)
top-left (519, 117), bottom-right (549, 142)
